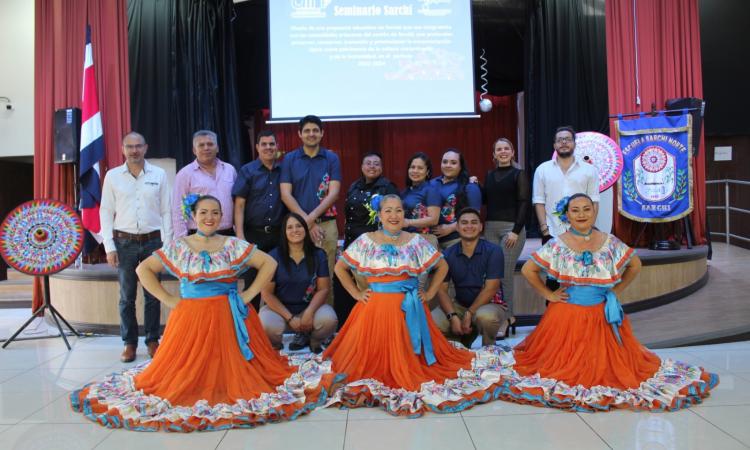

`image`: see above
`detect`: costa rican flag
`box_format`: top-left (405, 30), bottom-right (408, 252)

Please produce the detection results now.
top-left (79, 25), bottom-right (104, 242)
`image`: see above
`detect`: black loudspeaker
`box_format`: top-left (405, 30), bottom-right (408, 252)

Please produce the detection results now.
top-left (54, 108), bottom-right (81, 164)
top-left (665, 97), bottom-right (704, 156)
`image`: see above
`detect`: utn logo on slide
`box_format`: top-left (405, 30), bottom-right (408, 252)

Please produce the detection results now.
top-left (291, 0), bottom-right (332, 19)
top-left (418, 0), bottom-right (452, 17)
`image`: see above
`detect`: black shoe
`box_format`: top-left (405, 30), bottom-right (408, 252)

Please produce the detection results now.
top-left (321, 335), bottom-right (334, 347)
top-left (288, 333), bottom-right (310, 351)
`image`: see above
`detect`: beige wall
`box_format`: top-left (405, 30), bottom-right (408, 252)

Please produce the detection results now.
top-left (0, 0), bottom-right (34, 158)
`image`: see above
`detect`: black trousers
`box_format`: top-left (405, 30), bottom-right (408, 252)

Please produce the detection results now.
top-left (333, 235), bottom-right (362, 330)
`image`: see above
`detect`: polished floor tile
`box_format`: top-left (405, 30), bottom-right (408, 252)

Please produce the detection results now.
top-left (0, 347), bottom-right (67, 370)
top-left (0, 367), bottom-right (107, 393)
top-left (97, 428), bottom-right (227, 450)
top-left (0, 423), bottom-right (112, 450)
top-left (464, 413), bottom-right (608, 450)
top-left (0, 370), bottom-right (27, 383)
top-left (691, 404), bottom-right (750, 447)
top-left (347, 406), bottom-right (411, 421)
top-left (0, 390), bottom-right (67, 424)
top-left (698, 373), bottom-right (750, 406)
top-left (460, 398), bottom-right (564, 417)
top-left (294, 405), bottom-right (348, 422)
top-left (39, 349), bottom-right (146, 369)
top-left (684, 350), bottom-right (750, 372)
top-left (219, 420), bottom-right (346, 450)
top-left (20, 394), bottom-right (82, 424)
top-left (579, 409), bottom-right (748, 450)
top-left (344, 417), bottom-right (472, 450)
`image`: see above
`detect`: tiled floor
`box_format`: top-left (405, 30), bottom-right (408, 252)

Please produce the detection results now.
top-left (1, 242), bottom-right (748, 449)
top-left (1, 328), bottom-right (749, 449)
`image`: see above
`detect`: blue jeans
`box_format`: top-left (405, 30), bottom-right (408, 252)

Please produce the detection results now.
top-left (115, 237), bottom-right (162, 346)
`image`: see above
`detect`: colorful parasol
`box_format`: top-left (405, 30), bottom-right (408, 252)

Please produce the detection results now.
top-left (0, 199), bottom-right (84, 276)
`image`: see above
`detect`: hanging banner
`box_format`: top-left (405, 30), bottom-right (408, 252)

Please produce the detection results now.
top-left (615, 114), bottom-right (693, 222)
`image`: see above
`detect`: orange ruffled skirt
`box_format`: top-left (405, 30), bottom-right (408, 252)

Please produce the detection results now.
top-left (514, 302), bottom-right (661, 389)
top-left (324, 275), bottom-right (518, 415)
top-left (71, 295), bottom-right (339, 432)
top-left (505, 301), bottom-right (719, 411)
top-left (324, 275), bottom-right (473, 390)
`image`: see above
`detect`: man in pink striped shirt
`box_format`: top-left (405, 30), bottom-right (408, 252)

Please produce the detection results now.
top-left (172, 130), bottom-right (238, 237)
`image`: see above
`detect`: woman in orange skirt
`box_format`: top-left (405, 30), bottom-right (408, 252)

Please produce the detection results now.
top-left (508, 193), bottom-right (718, 411)
top-left (70, 195), bottom-right (339, 432)
top-left (324, 194), bottom-right (516, 416)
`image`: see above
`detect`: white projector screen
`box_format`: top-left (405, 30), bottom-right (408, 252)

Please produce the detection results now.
top-left (268, 0), bottom-right (476, 122)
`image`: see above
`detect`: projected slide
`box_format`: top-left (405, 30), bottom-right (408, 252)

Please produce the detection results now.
top-left (269, 0), bottom-right (476, 121)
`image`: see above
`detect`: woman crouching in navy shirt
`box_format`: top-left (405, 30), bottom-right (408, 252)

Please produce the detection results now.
top-left (260, 213), bottom-right (337, 353)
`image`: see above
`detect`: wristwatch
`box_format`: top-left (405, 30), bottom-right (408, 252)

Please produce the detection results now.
top-left (446, 312), bottom-right (459, 321)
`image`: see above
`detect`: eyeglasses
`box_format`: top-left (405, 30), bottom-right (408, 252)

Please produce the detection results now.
top-left (124, 144), bottom-right (146, 150)
top-left (555, 137), bottom-right (574, 144)
top-left (363, 161), bottom-right (382, 167)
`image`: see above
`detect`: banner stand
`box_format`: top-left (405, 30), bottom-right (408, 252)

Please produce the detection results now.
top-left (615, 112), bottom-right (695, 250)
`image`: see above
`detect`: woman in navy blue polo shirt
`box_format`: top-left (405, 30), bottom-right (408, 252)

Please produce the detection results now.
top-left (430, 148), bottom-right (482, 249)
top-left (401, 152), bottom-right (441, 250)
top-left (260, 213), bottom-right (337, 353)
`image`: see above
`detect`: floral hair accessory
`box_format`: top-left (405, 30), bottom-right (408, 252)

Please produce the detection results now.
top-left (366, 194), bottom-right (381, 225)
top-left (553, 196), bottom-right (570, 224)
top-left (181, 193), bottom-right (201, 221)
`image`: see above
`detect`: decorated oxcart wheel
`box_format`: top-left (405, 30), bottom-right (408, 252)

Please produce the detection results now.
top-left (0, 199), bottom-right (84, 276)
top-left (573, 132), bottom-right (624, 192)
top-left (555, 132), bottom-right (624, 192)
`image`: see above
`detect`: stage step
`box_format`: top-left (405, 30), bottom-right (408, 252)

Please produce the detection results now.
top-left (630, 242), bottom-right (750, 348)
top-left (0, 269), bottom-right (33, 308)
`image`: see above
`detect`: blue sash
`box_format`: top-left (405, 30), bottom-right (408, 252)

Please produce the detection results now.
top-left (180, 280), bottom-right (254, 361)
top-left (369, 278), bottom-right (436, 365)
top-left (566, 285), bottom-right (624, 345)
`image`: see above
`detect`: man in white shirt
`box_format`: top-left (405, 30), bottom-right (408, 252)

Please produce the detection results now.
top-left (533, 126), bottom-right (600, 243)
top-left (100, 132), bottom-right (172, 362)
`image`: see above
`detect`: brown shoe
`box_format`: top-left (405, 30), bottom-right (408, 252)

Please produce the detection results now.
top-left (120, 344), bottom-right (136, 363)
top-left (147, 341), bottom-right (159, 358)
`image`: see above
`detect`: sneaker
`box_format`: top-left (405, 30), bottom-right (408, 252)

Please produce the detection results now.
top-left (288, 333), bottom-right (310, 351)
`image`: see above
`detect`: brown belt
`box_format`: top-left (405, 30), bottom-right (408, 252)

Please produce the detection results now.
top-left (113, 230), bottom-right (161, 241)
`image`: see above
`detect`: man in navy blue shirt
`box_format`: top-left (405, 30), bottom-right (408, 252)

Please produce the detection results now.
top-left (280, 115), bottom-right (342, 302)
top-left (233, 130), bottom-right (285, 250)
top-left (233, 130), bottom-right (286, 308)
top-left (432, 208), bottom-right (509, 347)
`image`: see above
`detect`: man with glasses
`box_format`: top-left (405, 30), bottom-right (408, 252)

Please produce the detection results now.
top-left (532, 126), bottom-right (600, 244)
top-left (101, 132), bottom-right (172, 362)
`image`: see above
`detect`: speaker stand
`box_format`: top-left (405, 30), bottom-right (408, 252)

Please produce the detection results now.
top-left (2, 275), bottom-right (80, 350)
